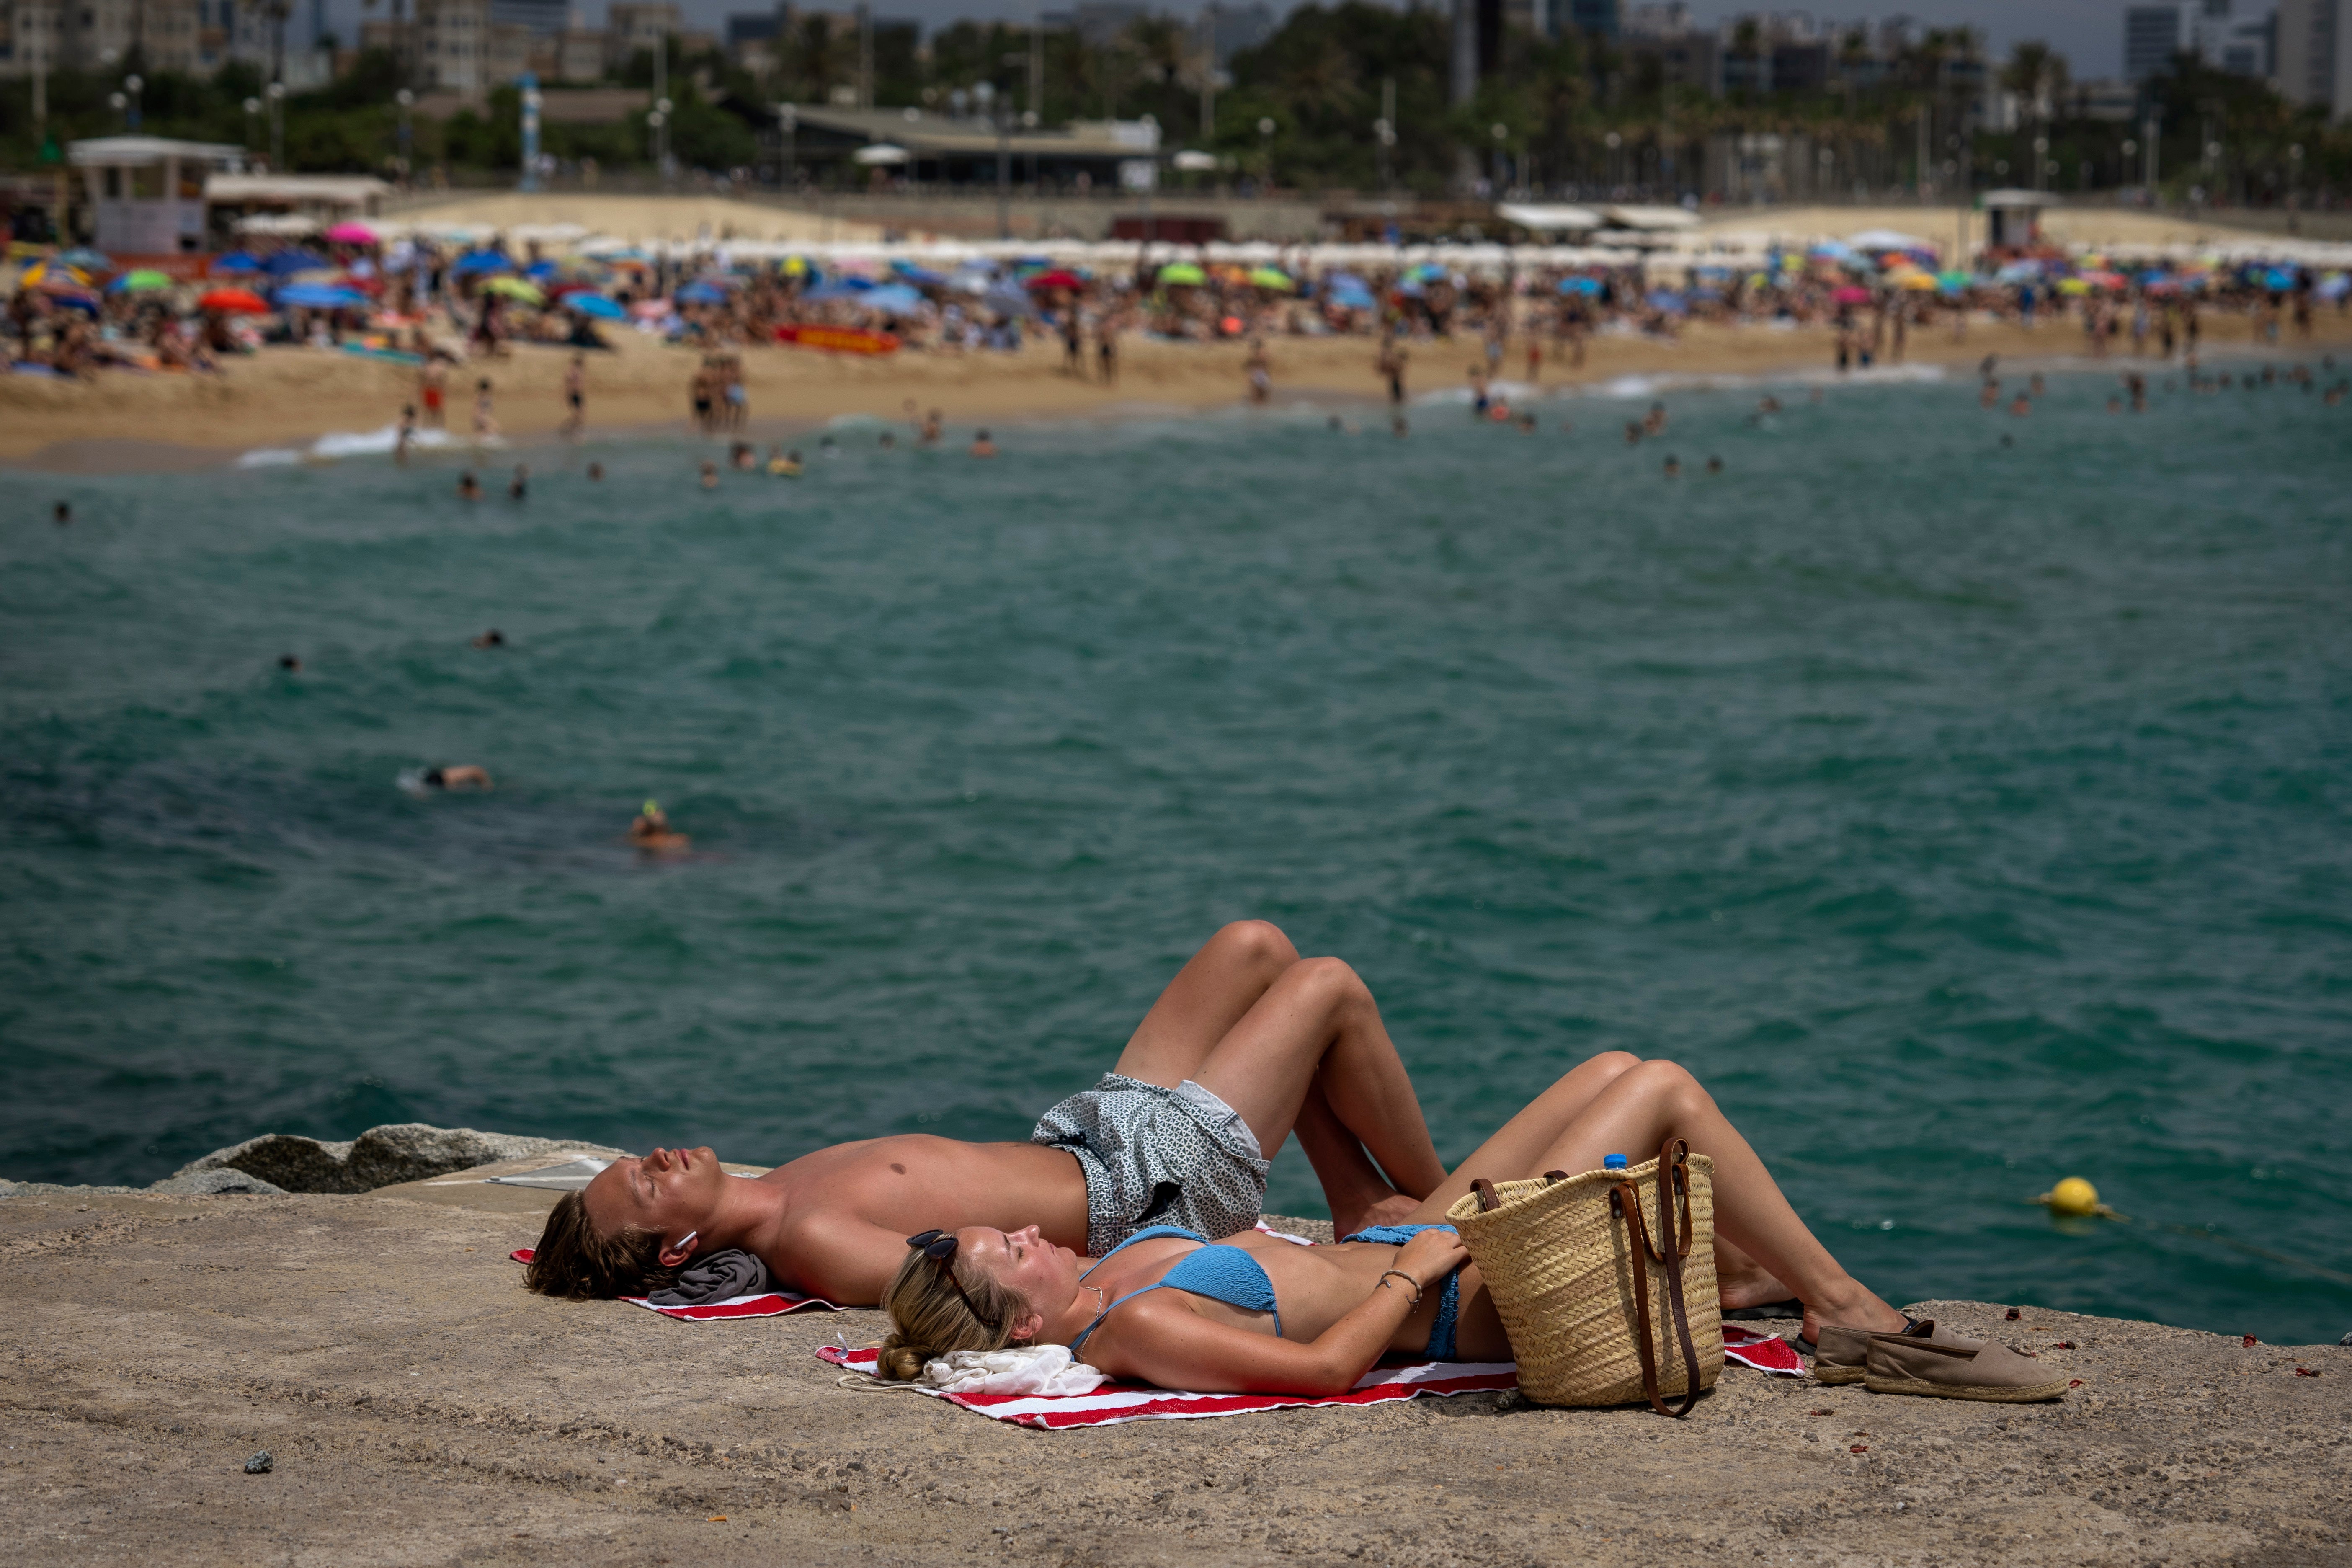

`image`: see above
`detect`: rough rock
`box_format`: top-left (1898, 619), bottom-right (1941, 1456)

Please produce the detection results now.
top-left (172, 1123), bottom-right (624, 1194)
top-left (243, 1451), bottom-right (273, 1475)
top-left (0, 1187), bottom-right (2343, 1567)
top-left (147, 1168), bottom-right (290, 1197)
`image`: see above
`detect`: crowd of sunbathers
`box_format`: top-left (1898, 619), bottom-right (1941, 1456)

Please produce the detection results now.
top-left (527, 921), bottom-right (2032, 1400)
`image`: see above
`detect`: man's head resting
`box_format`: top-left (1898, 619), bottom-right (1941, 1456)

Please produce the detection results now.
top-left (523, 1145), bottom-right (717, 1300)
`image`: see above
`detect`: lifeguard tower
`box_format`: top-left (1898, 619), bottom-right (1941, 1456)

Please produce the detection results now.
top-left (66, 135), bottom-right (244, 255)
top-left (1980, 188), bottom-right (2059, 251)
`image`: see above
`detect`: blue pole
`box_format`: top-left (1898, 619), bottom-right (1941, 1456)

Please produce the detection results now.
top-left (519, 72), bottom-right (542, 193)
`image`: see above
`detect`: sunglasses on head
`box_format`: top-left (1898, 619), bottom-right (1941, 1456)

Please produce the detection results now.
top-left (905, 1229), bottom-right (996, 1331)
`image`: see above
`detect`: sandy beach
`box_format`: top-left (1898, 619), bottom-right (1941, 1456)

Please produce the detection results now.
top-left (8, 309), bottom-right (2346, 470)
top-left (5, 1148), bottom-right (2345, 1567)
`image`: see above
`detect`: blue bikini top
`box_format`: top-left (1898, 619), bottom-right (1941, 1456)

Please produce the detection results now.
top-left (1067, 1225), bottom-right (1280, 1356)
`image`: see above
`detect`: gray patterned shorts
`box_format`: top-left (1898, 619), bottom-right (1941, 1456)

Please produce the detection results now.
top-left (1030, 1073), bottom-right (1270, 1257)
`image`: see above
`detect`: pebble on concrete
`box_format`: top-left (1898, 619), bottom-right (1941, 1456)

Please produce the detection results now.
top-left (244, 1451), bottom-right (272, 1475)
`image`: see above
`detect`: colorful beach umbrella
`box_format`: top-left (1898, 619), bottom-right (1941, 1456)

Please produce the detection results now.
top-left (1558, 276), bottom-right (1602, 296)
top-left (57, 247), bottom-right (111, 271)
top-left (211, 250), bottom-right (266, 273)
top-left (1024, 269), bottom-right (1085, 291)
top-left (565, 293), bottom-right (628, 320)
top-left (19, 260), bottom-right (90, 289)
top-left (859, 283), bottom-right (926, 315)
top-left (323, 221), bottom-right (378, 245)
top-left (480, 276), bottom-right (545, 304)
top-left (1155, 262), bottom-right (1207, 286)
top-left (1247, 266), bottom-right (1296, 291)
top-left (261, 249), bottom-right (330, 276)
top-left (276, 282), bottom-right (370, 309)
top-left (198, 286), bottom-right (271, 313)
top-left (674, 280), bottom-right (728, 304)
top-left (109, 268), bottom-right (175, 293)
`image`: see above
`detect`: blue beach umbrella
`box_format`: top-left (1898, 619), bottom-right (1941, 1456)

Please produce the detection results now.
top-left (261, 248), bottom-right (330, 276)
top-left (1646, 289), bottom-right (1687, 313)
top-left (1328, 279), bottom-right (1378, 310)
top-left (890, 260), bottom-right (948, 286)
top-left (212, 250), bottom-right (266, 273)
top-left (58, 246), bottom-right (112, 271)
top-left (276, 282), bottom-right (370, 309)
top-left (1558, 276), bottom-right (1603, 295)
top-left (565, 293), bottom-right (629, 320)
top-left (673, 280), bottom-right (729, 304)
top-left (859, 283), bottom-right (926, 315)
top-left (450, 249), bottom-right (512, 275)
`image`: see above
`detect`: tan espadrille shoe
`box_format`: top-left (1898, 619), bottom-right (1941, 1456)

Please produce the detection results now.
top-left (1862, 1333), bottom-right (2070, 1402)
top-left (1811, 1317), bottom-right (1983, 1385)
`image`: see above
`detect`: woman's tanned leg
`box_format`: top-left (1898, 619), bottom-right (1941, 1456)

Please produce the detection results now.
top-left (1517, 1060), bottom-right (1902, 1340)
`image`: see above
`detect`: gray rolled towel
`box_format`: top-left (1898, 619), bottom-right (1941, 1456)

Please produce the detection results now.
top-left (645, 1248), bottom-right (771, 1306)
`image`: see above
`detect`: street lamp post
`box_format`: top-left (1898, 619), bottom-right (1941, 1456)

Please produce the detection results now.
top-left (1490, 120), bottom-right (1507, 193)
top-left (268, 80), bottom-right (286, 172)
top-left (1257, 115), bottom-right (1274, 189)
top-left (124, 72), bottom-right (143, 131)
top-left (777, 102), bottom-right (796, 190)
top-left (395, 88), bottom-right (413, 179)
top-left (109, 91), bottom-right (129, 130)
top-left (2287, 142), bottom-right (2303, 205)
top-left (244, 95), bottom-right (262, 152)
top-left (2030, 132), bottom-right (2047, 192)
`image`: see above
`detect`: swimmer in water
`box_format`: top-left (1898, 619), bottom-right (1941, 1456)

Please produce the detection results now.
top-left (1978, 379), bottom-right (2000, 410)
top-left (1644, 401), bottom-right (1668, 436)
top-left (509, 464), bottom-right (529, 500)
top-left (2106, 396), bottom-right (2122, 414)
top-left (730, 441), bottom-right (755, 471)
top-left (970, 430), bottom-right (998, 459)
top-left (1391, 415), bottom-right (1409, 438)
top-left (422, 764), bottom-right (493, 791)
top-left (472, 629), bottom-right (506, 649)
top-left (879, 431), bottom-right (896, 451)
top-left (819, 435), bottom-right (838, 457)
top-left (53, 501), bottom-right (71, 526)
top-left (629, 798), bottom-right (690, 853)
top-left (279, 654), bottom-right (302, 672)
top-left (1757, 395), bottom-right (1782, 415)
top-left (2009, 394), bottom-right (2031, 417)
top-left (922, 407), bottom-right (944, 446)
top-left (1624, 421), bottom-right (1642, 446)
top-left (1662, 454), bottom-right (1680, 478)
top-left (458, 472), bottom-right (481, 501)
top-left (1705, 455), bottom-right (1723, 474)
top-left (769, 446), bottom-right (803, 477)
top-left (2028, 372), bottom-right (2045, 397)
top-left (1515, 411), bottom-right (1537, 434)
top-left (700, 460), bottom-right (719, 490)
top-left (587, 462), bottom-right (605, 481)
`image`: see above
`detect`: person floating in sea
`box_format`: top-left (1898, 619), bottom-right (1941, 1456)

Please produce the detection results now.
top-left (1390, 415), bottom-right (1409, 438)
top-left (1978, 379), bottom-right (2001, 410)
top-left (922, 407), bottom-right (945, 446)
top-left (970, 430), bottom-right (998, 459)
top-left (1643, 401), bottom-right (1668, 436)
top-left (730, 441), bottom-right (755, 472)
top-left (2009, 394), bottom-right (2032, 418)
top-left (1706, 455), bottom-right (1724, 474)
top-left (586, 462), bottom-right (605, 482)
top-left (278, 654), bottom-right (302, 672)
top-left (53, 501), bottom-right (70, 526)
top-left (628, 799), bottom-right (690, 854)
top-left (879, 431), bottom-right (897, 451)
top-left (457, 472), bottom-right (481, 501)
top-left (699, 460), bottom-right (719, 490)
top-left (420, 764), bottom-right (493, 790)
top-left (472, 629), bottom-right (506, 648)
top-left (1662, 454), bottom-right (1681, 478)
top-left (509, 464), bottom-right (529, 501)
top-left (769, 446), bottom-right (802, 477)
top-left (1623, 420), bottom-right (1643, 447)
top-left (561, 352), bottom-right (587, 438)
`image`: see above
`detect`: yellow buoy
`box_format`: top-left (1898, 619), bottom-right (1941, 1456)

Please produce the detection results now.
top-left (2031, 1176), bottom-right (2125, 1220)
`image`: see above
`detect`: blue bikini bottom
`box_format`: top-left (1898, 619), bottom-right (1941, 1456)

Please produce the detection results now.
top-left (1342, 1224), bottom-right (1464, 1361)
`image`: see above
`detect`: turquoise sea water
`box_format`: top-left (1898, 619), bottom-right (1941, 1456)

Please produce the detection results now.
top-left (5, 363), bottom-right (2349, 1346)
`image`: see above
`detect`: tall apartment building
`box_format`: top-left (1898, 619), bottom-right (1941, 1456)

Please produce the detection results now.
top-left (2123, 0), bottom-right (2274, 81)
top-left (0, 0), bottom-right (203, 75)
top-left (604, 0), bottom-right (678, 66)
top-left (2276, 0), bottom-right (2351, 113)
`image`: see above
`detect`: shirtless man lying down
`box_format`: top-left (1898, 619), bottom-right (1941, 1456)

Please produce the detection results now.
top-left (523, 922), bottom-right (1452, 1306)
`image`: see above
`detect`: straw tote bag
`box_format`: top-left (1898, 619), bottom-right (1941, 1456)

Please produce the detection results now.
top-left (1445, 1135), bottom-right (1723, 1415)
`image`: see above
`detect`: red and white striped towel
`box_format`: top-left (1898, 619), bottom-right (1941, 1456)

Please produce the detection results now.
top-left (508, 1248), bottom-right (843, 1320)
top-left (506, 1248), bottom-right (1809, 1384)
top-left (816, 1344), bottom-right (1520, 1428)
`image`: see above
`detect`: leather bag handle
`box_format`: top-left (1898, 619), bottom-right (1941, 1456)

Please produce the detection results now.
top-left (1472, 1177), bottom-right (1501, 1213)
top-left (1607, 1136), bottom-right (1702, 1418)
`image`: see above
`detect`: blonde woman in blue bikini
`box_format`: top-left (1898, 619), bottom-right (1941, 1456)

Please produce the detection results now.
top-left (878, 1053), bottom-right (1910, 1392)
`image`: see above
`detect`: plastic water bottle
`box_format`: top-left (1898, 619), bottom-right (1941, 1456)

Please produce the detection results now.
top-left (1603, 1154), bottom-right (1628, 1170)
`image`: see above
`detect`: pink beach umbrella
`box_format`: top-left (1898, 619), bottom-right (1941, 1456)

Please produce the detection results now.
top-left (1831, 284), bottom-right (1873, 305)
top-left (324, 221), bottom-right (379, 245)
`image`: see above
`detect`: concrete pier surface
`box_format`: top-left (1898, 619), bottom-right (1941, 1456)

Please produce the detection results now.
top-left (5, 1175), bottom-right (2345, 1567)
